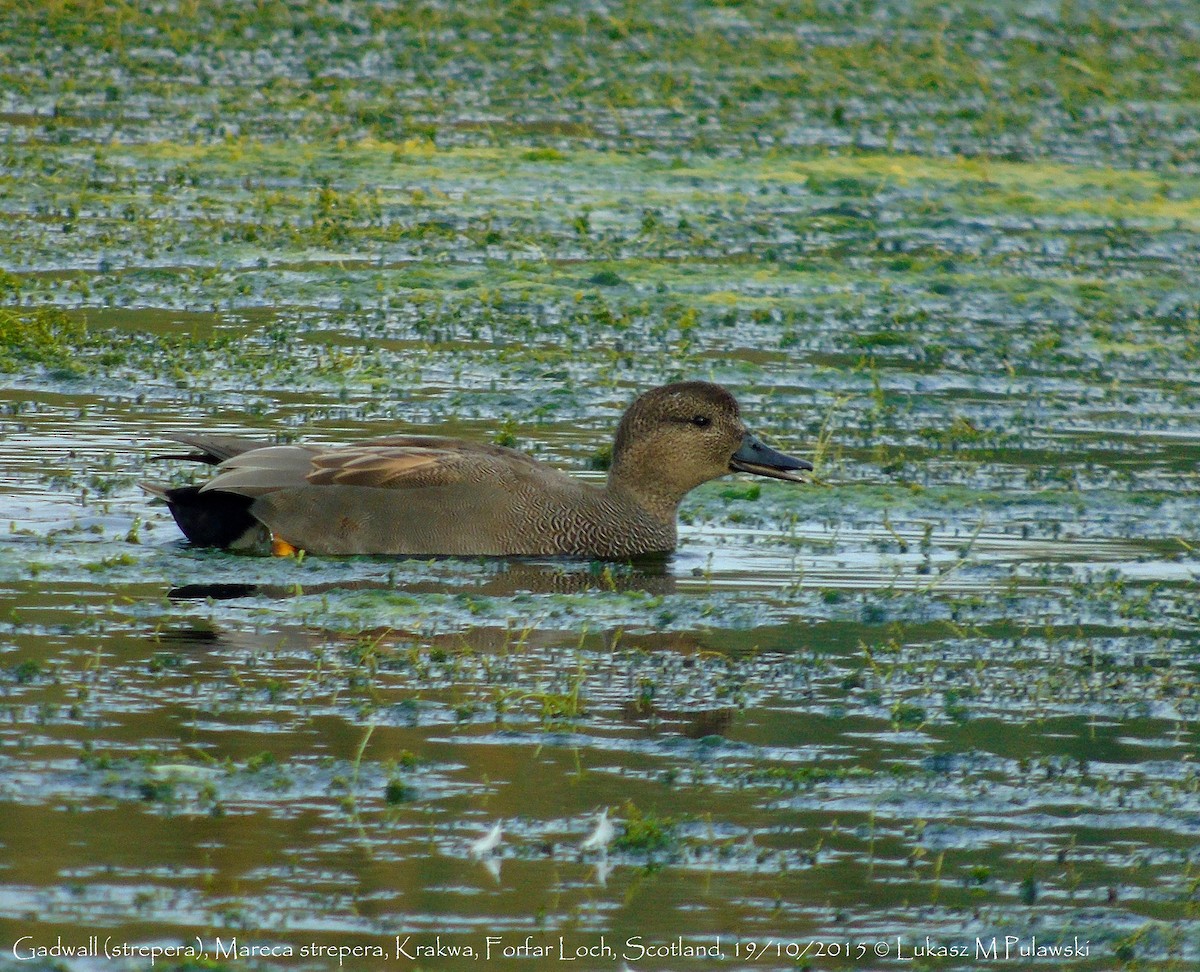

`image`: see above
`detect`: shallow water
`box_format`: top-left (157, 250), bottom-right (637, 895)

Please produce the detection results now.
top-left (2, 2), bottom-right (1200, 970)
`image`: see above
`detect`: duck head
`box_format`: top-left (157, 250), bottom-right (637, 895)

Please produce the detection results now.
top-left (608, 381), bottom-right (812, 516)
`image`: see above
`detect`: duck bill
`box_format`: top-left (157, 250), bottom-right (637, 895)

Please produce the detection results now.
top-left (729, 433), bottom-right (813, 483)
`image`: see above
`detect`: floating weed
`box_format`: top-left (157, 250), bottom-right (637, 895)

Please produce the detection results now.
top-left (0, 308), bottom-right (87, 369)
top-left (243, 752), bottom-right (277, 774)
top-left (384, 778), bottom-right (415, 805)
top-left (136, 779), bottom-right (175, 803)
top-left (613, 802), bottom-right (679, 857)
top-left (890, 701), bottom-right (927, 729)
top-left (719, 482), bottom-right (761, 502)
top-left (80, 552), bottom-right (137, 572)
top-left (7, 659), bottom-right (44, 684)
top-left (725, 765), bottom-right (873, 791)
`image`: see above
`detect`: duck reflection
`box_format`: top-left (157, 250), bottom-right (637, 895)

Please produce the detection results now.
top-left (166, 555), bottom-right (679, 602)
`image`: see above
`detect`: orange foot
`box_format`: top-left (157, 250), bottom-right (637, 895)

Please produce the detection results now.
top-left (271, 537), bottom-right (299, 557)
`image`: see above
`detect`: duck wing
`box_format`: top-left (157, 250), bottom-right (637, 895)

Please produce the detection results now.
top-left (307, 446), bottom-right (490, 488)
top-left (199, 437), bottom-right (537, 498)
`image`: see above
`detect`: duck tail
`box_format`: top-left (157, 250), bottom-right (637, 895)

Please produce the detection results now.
top-left (140, 481), bottom-right (259, 549)
top-left (151, 433), bottom-right (269, 466)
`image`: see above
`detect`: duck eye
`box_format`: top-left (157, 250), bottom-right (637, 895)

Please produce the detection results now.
top-left (691, 414), bottom-right (711, 428)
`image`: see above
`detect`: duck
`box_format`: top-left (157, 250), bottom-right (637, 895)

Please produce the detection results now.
top-left (142, 381), bottom-right (811, 558)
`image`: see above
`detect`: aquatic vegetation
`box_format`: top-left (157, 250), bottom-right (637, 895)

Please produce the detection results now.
top-left (612, 802), bottom-right (680, 857)
top-left (0, 308), bottom-right (87, 372)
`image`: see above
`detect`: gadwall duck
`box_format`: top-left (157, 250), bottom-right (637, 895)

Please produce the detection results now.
top-left (143, 381), bottom-right (811, 558)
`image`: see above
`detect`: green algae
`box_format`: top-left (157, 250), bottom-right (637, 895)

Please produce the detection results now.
top-left (0, 307), bottom-right (88, 370)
